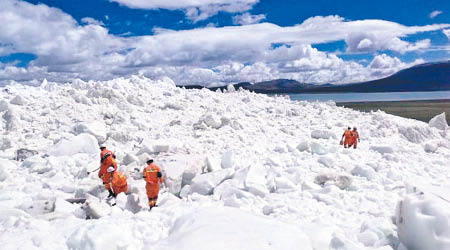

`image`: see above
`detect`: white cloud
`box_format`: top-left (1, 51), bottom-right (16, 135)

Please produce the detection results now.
top-left (1, 0), bottom-right (448, 86)
top-left (232, 12), bottom-right (266, 25)
top-left (110, 0), bottom-right (259, 22)
top-left (387, 38), bottom-right (431, 53)
top-left (369, 54), bottom-right (404, 69)
top-left (430, 10), bottom-right (443, 19)
top-left (444, 29), bottom-right (450, 39)
top-left (367, 54), bottom-right (427, 78)
top-left (124, 17), bottom-right (446, 69)
top-left (81, 17), bottom-right (105, 26)
top-left (346, 34), bottom-right (431, 54)
top-left (0, 0), bottom-right (123, 66)
top-left (356, 38), bottom-right (373, 50)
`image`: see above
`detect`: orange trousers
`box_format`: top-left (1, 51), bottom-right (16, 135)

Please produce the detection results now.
top-left (344, 137), bottom-right (352, 148)
top-left (113, 184), bottom-right (128, 195)
top-left (146, 183), bottom-right (160, 208)
top-left (101, 173), bottom-right (112, 190)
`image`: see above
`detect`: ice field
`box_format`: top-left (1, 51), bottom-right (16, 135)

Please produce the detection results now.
top-left (0, 76), bottom-right (449, 250)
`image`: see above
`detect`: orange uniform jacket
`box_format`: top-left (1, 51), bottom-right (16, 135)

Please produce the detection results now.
top-left (98, 149), bottom-right (117, 189)
top-left (143, 163), bottom-right (164, 198)
top-left (110, 171), bottom-right (128, 195)
top-left (351, 131), bottom-right (359, 145)
top-left (343, 130), bottom-right (352, 146)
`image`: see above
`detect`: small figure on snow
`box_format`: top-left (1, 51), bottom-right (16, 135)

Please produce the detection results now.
top-left (143, 159), bottom-right (164, 210)
top-left (348, 127), bottom-right (360, 149)
top-left (340, 127), bottom-right (352, 148)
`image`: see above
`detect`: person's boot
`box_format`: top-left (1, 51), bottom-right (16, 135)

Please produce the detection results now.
top-left (108, 189), bottom-right (114, 198)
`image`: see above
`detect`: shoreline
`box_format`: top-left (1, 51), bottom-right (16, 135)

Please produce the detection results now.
top-left (336, 98), bottom-right (450, 104)
top-left (336, 99), bottom-right (450, 123)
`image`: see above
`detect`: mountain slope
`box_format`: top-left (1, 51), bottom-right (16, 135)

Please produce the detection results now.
top-left (181, 61), bottom-right (450, 93)
top-left (307, 61), bottom-right (450, 93)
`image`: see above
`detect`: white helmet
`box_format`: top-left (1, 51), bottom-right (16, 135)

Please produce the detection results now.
top-left (107, 166), bottom-right (115, 173)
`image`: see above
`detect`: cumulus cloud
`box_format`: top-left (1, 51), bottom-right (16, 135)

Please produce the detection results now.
top-left (430, 10), bottom-right (443, 19)
top-left (232, 12), bottom-right (266, 25)
top-left (110, 0), bottom-right (259, 22)
top-left (0, 0), bottom-right (123, 66)
top-left (369, 54), bottom-right (404, 69)
top-left (367, 54), bottom-right (427, 78)
top-left (346, 34), bottom-right (431, 54)
top-left (1, 0), bottom-right (449, 86)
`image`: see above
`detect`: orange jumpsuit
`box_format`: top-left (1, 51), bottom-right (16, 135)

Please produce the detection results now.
top-left (98, 149), bottom-right (117, 190)
top-left (343, 130), bottom-right (352, 148)
top-left (349, 131), bottom-right (359, 149)
top-left (143, 163), bottom-right (164, 208)
top-left (109, 171), bottom-right (128, 196)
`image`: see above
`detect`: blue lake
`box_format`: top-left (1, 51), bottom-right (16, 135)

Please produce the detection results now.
top-left (287, 91), bottom-right (450, 103)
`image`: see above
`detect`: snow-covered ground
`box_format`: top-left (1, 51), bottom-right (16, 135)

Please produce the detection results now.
top-left (0, 76), bottom-right (449, 250)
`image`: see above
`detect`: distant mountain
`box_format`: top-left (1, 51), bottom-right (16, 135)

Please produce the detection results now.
top-left (179, 61), bottom-right (450, 93)
top-left (305, 61), bottom-right (450, 93)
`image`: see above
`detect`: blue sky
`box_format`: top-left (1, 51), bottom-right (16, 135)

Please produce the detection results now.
top-left (0, 0), bottom-right (449, 85)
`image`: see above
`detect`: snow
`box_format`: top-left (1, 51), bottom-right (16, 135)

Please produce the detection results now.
top-left (396, 186), bottom-right (450, 250)
top-left (310, 141), bottom-right (332, 155)
top-left (47, 133), bottom-right (99, 157)
top-left (188, 168), bottom-right (234, 195)
top-left (10, 95), bottom-right (26, 106)
top-left (428, 112), bottom-right (448, 131)
top-left (297, 140), bottom-right (311, 152)
top-left (369, 145), bottom-right (394, 154)
top-left (121, 153), bottom-right (139, 165)
top-left (159, 154), bottom-right (204, 195)
top-left (0, 99), bottom-right (9, 112)
top-left (1, 76), bottom-right (450, 250)
top-left (54, 198), bottom-right (78, 214)
top-left (311, 129), bottom-right (337, 139)
top-left (72, 122), bottom-right (107, 144)
top-left (244, 165), bottom-right (269, 197)
top-left (221, 150), bottom-right (234, 169)
top-left (351, 165), bottom-right (376, 180)
top-left (0, 159), bottom-right (14, 181)
top-left (156, 206), bottom-right (313, 250)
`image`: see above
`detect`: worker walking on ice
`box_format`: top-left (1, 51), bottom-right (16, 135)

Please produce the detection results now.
top-left (106, 166), bottom-right (128, 198)
top-left (143, 159), bottom-right (164, 210)
top-left (349, 127), bottom-right (360, 149)
top-left (340, 127), bottom-right (352, 148)
top-left (98, 146), bottom-right (117, 196)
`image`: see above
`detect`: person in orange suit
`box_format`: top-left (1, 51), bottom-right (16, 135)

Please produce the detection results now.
top-left (349, 127), bottom-right (360, 149)
top-left (98, 146), bottom-right (117, 195)
top-left (340, 127), bottom-right (352, 148)
top-left (106, 166), bottom-right (128, 198)
top-left (143, 159), bottom-right (164, 210)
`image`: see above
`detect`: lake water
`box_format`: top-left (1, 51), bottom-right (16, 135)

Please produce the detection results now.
top-left (287, 90), bottom-right (450, 103)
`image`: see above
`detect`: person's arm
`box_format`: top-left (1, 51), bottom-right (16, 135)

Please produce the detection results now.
top-left (158, 167), bottom-right (165, 185)
top-left (157, 171), bottom-right (164, 183)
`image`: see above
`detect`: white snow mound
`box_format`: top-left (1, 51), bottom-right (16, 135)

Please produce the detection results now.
top-left (429, 112), bottom-right (448, 131)
top-left (156, 206), bottom-right (313, 250)
top-left (396, 187), bottom-right (450, 250)
top-left (48, 133), bottom-right (99, 157)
